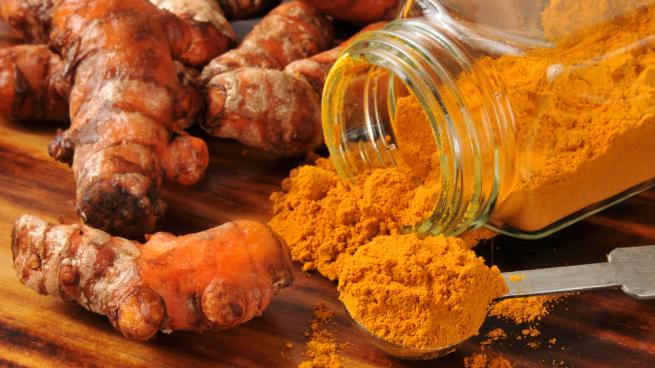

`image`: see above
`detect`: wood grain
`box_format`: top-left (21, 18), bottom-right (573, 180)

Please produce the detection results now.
top-left (0, 117), bottom-right (654, 368)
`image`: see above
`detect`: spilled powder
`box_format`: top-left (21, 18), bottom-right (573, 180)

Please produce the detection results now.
top-left (481, 328), bottom-right (508, 348)
top-left (338, 234), bottom-right (507, 349)
top-left (270, 94), bottom-right (452, 281)
top-left (269, 157), bottom-right (495, 281)
top-left (521, 327), bottom-right (541, 338)
top-left (508, 274), bottom-right (525, 282)
top-left (464, 353), bottom-right (513, 368)
top-left (298, 303), bottom-right (343, 368)
top-left (489, 295), bottom-right (566, 324)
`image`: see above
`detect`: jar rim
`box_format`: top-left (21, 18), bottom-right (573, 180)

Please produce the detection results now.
top-left (322, 19), bottom-right (515, 236)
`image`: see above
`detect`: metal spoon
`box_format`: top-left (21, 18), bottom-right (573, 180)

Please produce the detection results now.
top-left (346, 244), bottom-right (655, 360)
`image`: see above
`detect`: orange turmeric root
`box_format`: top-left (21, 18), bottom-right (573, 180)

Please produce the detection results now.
top-left (284, 22), bottom-right (387, 95)
top-left (218, 0), bottom-right (280, 20)
top-left (0, 2), bottom-right (51, 43)
top-left (299, 0), bottom-right (400, 25)
top-left (0, 0), bottom-right (226, 237)
top-left (200, 1), bottom-right (334, 81)
top-left (0, 25), bottom-right (22, 48)
top-left (12, 214), bottom-right (294, 340)
top-left (204, 67), bottom-right (322, 156)
top-left (0, 0), bottom-right (228, 122)
top-left (149, 0), bottom-right (236, 67)
top-left (0, 44), bottom-right (68, 121)
top-left (203, 23), bottom-right (385, 156)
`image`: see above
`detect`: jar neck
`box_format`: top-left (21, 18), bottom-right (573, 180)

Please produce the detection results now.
top-left (322, 18), bottom-right (517, 236)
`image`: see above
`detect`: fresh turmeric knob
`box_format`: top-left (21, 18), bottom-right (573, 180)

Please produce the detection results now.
top-left (12, 215), bottom-right (294, 340)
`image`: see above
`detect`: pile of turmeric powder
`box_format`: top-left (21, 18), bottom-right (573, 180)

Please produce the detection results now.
top-left (269, 157), bottom-right (427, 280)
top-left (270, 96), bottom-right (492, 280)
top-left (339, 234), bottom-right (507, 348)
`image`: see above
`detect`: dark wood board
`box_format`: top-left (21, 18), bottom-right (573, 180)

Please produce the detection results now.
top-left (0, 117), bottom-right (654, 367)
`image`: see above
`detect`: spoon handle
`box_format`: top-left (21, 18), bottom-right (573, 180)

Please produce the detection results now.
top-left (502, 262), bottom-right (619, 298)
top-left (501, 245), bottom-right (655, 299)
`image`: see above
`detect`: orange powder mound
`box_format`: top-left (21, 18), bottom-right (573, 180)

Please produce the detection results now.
top-left (269, 156), bottom-right (493, 280)
top-left (269, 158), bottom-right (494, 281)
top-left (299, 303), bottom-right (342, 368)
top-left (338, 234), bottom-right (507, 349)
top-left (464, 353), bottom-right (513, 368)
top-left (489, 295), bottom-right (566, 324)
top-left (269, 93), bottom-right (460, 281)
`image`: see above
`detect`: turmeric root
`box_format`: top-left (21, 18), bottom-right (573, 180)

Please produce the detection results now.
top-left (149, 0), bottom-right (236, 67)
top-left (0, 25), bottom-right (22, 48)
top-left (203, 23), bottom-right (385, 156)
top-left (0, 44), bottom-right (68, 121)
top-left (200, 1), bottom-right (333, 82)
top-left (12, 214), bottom-right (294, 340)
top-left (204, 67), bottom-right (322, 156)
top-left (284, 22), bottom-right (387, 95)
top-left (218, 0), bottom-right (280, 20)
top-left (299, 0), bottom-right (400, 25)
top-left (0, 1), bottom-right (51, 43)
top-left (1, 0), bottom-right (214, 238)
top-left (0, 0), bottom-right (223, 123)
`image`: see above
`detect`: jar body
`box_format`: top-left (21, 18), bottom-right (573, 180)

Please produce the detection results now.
top-left (323, 0), bottom-right (655, 238)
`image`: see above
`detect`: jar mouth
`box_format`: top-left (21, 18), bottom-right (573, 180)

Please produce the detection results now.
top-left (322, 19), bottom-right (516, 236)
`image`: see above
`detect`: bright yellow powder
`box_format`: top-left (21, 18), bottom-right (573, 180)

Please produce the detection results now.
top-left (488, 3), bottom-right (655, 230)
top-left (489, 295), bottom-right (566, 324)
top-left (338, 234), bottom-right (507, 349)
top-left (464, 353), bottom-right (513, 368)
top-left (270, 95), bottom-right (494, 280)
top-left (299, 303), bottom-right (342, 368)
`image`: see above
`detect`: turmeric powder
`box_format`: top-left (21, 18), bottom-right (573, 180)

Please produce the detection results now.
top-left (488, 2), bottom-right (655, 230)
top-left (338, 234), bottom-right (507, 349)
top-left (299, 303), bottom-right (343, 368)
top-left (464, 353), bottom-right (513, 368)
top-left (489, 295), bottom-right (566, 324)
top-left (269, 0), bottom-right (655, 353)
top-left (269, 95), bottom-right (492, 280)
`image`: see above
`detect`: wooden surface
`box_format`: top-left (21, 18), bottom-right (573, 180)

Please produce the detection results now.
top-left (0, 118), bottom-right (654, 368)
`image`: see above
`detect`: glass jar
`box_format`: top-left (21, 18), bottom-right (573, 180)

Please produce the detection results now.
top-left (322, 0), bottom-right (655, 239)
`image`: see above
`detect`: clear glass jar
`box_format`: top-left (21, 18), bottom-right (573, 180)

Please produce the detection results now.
top-left (322, 0), bottom-right (655, 239)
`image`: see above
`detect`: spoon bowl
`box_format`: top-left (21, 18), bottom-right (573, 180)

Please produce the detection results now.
top-left (344, 307), bottom-right (464, 360)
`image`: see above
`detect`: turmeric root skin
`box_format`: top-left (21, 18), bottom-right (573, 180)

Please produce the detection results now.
top-left (284, 22), bottom-right (387, 96)
top-left (0, 44), bottom-right (68, 121)
top-left (2, 0), bottom-right (212, 238)
top-left (12, 214), bottom-right (294, 340)
top-left (151, 0), bottom-right (236, 67)
top-left (0, 0), bottom-right (52, 43)
top-left (204, 68), bottom-right (322, 156)
top-left (203, 23), bottom-right (386, 157)
top-left (0, 26), bottom-right (23, 48)
top-left (299, 0), bottom-right (400, 25)
top-left (218, 0), bottom-right (280, 20)
top-left (200, 1), bottom-right (334, 81)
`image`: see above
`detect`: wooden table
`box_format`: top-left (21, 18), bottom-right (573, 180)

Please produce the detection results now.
top-left (1, 118), bottom-right (654, 367)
